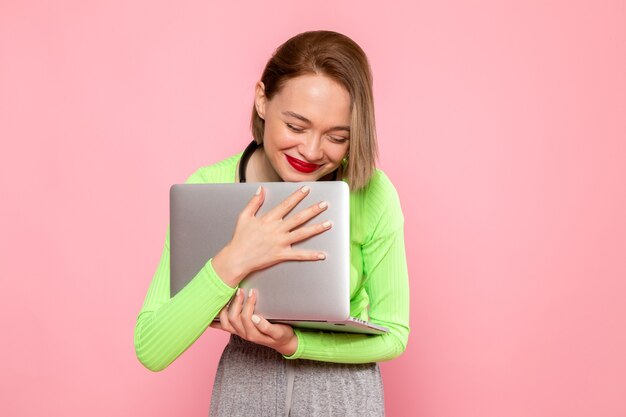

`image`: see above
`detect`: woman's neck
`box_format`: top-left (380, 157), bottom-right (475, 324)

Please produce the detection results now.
top-left (247, 147), bottom-right (283, 182)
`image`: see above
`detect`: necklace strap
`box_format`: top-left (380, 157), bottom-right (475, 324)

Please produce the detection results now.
top-left (238, 140), bottom-right (260, 183)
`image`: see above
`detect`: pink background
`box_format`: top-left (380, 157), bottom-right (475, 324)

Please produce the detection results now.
top-left (1, 1), bottom-right (625, 416)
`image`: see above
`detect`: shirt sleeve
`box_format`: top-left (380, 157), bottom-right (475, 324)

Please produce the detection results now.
top-left (134, 169), bottom-right (238, 372)
top-left (284, 173), bottom-right (410, 363)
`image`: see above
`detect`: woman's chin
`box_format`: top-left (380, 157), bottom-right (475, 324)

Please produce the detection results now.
top-left (279, 173), bottom-right (319, 182)
top-left (277, 166), bottom-right (327, 182)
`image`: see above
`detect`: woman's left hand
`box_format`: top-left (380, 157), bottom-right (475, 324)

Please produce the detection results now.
top-left (210, 288), bottom-right (298, 356)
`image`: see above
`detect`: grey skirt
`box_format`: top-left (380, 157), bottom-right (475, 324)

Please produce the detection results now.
top-left (209, 335), bottom-right (385, 417)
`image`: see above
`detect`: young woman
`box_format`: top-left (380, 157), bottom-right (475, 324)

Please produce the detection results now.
top-left (134, 30), bottom-right (410, 416)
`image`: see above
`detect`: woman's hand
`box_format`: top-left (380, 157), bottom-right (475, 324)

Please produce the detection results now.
top-left (212, 185), bottom-right (331, 287)
top-left (210, 288), bottom-right (298, 356)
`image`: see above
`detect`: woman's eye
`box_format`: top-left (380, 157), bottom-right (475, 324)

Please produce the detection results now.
top-left (329, 136), bottom-right (349, 144)
top-left (286, 123), bottom-right (303, 132)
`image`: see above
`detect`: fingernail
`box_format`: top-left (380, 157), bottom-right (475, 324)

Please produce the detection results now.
top-left (318, 201), bottom-right (328, 209)
top-left (249, 289), bottom-right (254, 297)
top-left (251, 315), bottom-right (261, 324)
top-left (255, 186), bottom-right (262, 195)
top-left (301, 186), bottom-right (310, 193)
top-left (236, 288), bottom-right (240, 296)
top-left (318, 253), bottom-right (326, 260)
top-left (323, 221), bottom-right (332, 228)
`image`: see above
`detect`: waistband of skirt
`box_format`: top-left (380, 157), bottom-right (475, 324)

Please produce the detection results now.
top-left (227, 334), bottom-right (280, 352)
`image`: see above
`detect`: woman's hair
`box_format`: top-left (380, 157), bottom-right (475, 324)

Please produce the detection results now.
top-left (251, 30), bottom-right (378, 191)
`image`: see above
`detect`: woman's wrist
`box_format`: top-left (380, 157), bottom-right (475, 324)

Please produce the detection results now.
top-left (276, 333), bottom-right (298, 356)
top-left (212, 245), bottom-right (249, 288)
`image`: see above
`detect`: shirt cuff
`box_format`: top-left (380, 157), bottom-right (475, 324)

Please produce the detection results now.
top-left (199, 258), bottom-right (239, 294)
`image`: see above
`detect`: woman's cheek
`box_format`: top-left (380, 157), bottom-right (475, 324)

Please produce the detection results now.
top-left (328, 143), bottom-right (349, 162)
top-left (278, 130), bottom-right (301, 147)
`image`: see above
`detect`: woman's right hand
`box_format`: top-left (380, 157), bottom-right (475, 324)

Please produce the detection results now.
top-left (211, 185), bottom-right (331, 288)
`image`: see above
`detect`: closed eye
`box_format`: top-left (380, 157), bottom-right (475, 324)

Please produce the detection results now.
top-left (286, 122), bottom-right (349, 144)
top-left (328, 136), bottom-right (349, 144)
top-left (286, 123), bottom-right (304, 133)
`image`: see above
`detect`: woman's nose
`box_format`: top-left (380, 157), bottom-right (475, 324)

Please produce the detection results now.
top-left (299, 135), bottom-right (324, 162)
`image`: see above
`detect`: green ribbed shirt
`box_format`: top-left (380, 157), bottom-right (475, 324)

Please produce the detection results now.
top-left (134, 153), bottom-right (410, 371)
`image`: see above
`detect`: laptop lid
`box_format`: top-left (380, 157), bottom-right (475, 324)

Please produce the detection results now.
top-left (170, 181), bottom-right (351, 322)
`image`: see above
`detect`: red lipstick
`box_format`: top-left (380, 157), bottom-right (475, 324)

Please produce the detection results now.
top-left (285, 154), bottom-right (320, 173)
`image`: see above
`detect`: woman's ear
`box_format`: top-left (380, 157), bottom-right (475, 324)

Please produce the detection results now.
top-left (254, 81), bottom-right (267, 120)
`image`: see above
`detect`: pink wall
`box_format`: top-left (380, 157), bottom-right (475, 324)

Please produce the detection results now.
top-left (1, 1), bottom-right (625, 416)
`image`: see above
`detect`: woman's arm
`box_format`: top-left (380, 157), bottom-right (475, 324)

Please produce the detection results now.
top-left (134, 229), bottom-right (237, 372)
top-left (134, 161), bottom-right (334, 370)
top-left (284, 171), bottom-right (410, 363)
top-left (134, 166), bottom-right (239, 372)
top-left (284, 227), bottom-right (410, 363)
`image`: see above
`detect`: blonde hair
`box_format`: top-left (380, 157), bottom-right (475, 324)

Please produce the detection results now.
top-left (250, 30), bottom-right (378, 191)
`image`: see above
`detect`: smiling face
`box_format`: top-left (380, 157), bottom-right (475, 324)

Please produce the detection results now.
top-left (254, 74), bottom-right (351, 182)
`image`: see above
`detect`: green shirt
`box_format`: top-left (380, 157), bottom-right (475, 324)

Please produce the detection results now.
top-left (134, 153), bottom-right (410, 371)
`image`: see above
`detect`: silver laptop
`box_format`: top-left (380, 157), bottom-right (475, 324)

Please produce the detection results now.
top-left (170, 181), bottom-right (388, 334)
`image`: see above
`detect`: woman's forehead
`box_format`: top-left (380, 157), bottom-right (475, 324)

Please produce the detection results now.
top-left (271, 74), bottom-right (351, 125)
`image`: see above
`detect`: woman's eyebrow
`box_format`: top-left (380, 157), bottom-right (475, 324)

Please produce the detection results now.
top-left (281, 111), bottom-right (350, 132)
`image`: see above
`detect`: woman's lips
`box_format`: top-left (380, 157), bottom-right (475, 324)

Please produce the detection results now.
top-left (285, 154), bottom-right (321, 173)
